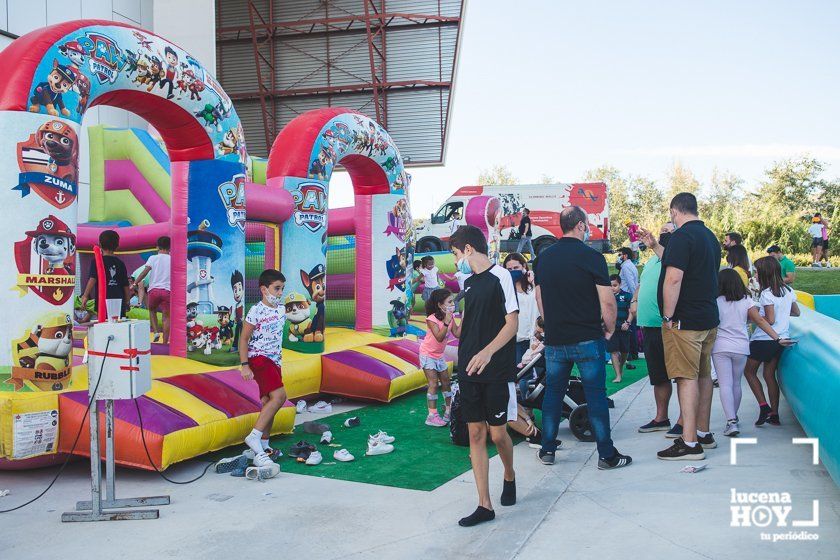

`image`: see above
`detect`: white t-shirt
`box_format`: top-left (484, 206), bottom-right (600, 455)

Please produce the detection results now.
top-left (144, 253), bottom-right (171, 291)
top-left (454, 270), bottom-right (471, 290)
top-left (808, 223), bottom-right (824, 239)
top-left (245, 301), bottom-right (286, 364)
top-left (516, 289), bottom-right (539, 342)
top-left (713, 296), bottom-right (756, 355)
top-left (751, 288), bottom-right (797, 341)
top-left (421, 266), bottom-right (439, 288)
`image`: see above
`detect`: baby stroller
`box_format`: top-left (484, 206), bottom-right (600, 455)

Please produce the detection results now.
top-left (516, 352), bottom-right (615, 442)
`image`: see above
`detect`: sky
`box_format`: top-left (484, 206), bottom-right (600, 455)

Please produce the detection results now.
top-left (329, 0), bottom-right (840, 218)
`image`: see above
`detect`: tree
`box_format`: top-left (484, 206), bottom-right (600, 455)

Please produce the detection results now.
top-left (477, 164), bottom-right (517, 185)
top-left (699, 168), bottom-right (745, 239)
top-left (666, 161), bottom-right (701, 200)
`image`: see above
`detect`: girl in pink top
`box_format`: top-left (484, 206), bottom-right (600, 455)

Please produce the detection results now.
top-left (419, 288), bottom-right (461, 426)
top-left (712, 269), bottom-right (789, 438)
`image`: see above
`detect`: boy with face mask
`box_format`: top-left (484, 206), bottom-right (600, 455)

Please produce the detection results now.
top-left (227, 269), bottom-right (287, 479)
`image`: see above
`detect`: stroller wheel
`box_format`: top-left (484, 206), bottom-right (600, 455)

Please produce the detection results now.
top-left (569, 404), bottom-right (596, 442)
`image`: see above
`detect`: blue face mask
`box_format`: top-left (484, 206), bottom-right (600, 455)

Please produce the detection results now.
top-left (457, 258), bottom-right (472, 275)
top-left (583, 227), bottom-right (591, 243)
top-left (509, 269), bottom-right (524, 283)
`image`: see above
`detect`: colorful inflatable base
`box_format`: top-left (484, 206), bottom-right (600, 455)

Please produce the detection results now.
top-left (1, 326), bottom-right (450, 470)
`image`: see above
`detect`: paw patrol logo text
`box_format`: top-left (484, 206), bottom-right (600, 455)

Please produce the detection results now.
top-left (76, 32), bottom-right (126, 84)
top-left (292, 182), bottom-right (327, 233)
top-left (218, 174), bottom-right (246, 231)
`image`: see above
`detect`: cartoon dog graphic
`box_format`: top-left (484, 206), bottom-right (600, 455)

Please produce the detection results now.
top-left (74, 73), bottom-right (91, 114)
top-left (301, 264), bottom-right (326, 342)
top-left (146, 56), bottom-right (164, 92)
top-left (389, 299), bottom-right (408, 337)
top-left (26, 215), bottom-right (76, 274)
top-left (32, 314), bottom-right (73, 390)
top-left (216, 305), bottom-right (234, 346)
top-left (284, 292), bottom-right (312, 343)
top-left (385, 247), bottom-right (407, 292)
top-left (132, 56), bottom-right (153, 86)
top-left (18, 120), bottom-right (80, 187)
top-left (58, 41), bottom-right (86, 68)
top-left (29, 60), bottom-right (77, 117)
top-left (217, 129), bottom-right (238, 156)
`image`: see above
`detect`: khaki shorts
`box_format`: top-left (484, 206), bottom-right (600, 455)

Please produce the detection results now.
top-left (661, 326), bottom-right (717, 380)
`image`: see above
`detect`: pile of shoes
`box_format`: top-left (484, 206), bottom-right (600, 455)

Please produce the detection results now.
top-left (214, 448), bottom-right (281, 481)
top-left (365, 431), bottom-right (395, 456)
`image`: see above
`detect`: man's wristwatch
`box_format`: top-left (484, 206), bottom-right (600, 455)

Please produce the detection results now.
top-left (662, 315), bottom-right (673, 323)
top-left (241, 361), bottom-right (249, 366)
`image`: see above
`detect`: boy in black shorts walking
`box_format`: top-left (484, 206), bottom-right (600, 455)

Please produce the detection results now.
top-left (450, 225), bottom-right (519, 527)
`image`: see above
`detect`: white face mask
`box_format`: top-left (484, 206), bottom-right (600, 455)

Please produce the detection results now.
top-left (444, 304), bottom-right (456, 313)
top-left (266, 293), bottom-right (283, 307)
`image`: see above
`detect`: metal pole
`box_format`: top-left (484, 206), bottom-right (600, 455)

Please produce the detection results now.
top-left (105, 399), bottom-right (115, 502)
top-left (89, 400), bottom-right (102, 517)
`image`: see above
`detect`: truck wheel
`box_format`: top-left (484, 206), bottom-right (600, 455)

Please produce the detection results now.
top-left (416, 237), bottom-right (441, 253)
top-left (534, 236), bottom-right (557, 255)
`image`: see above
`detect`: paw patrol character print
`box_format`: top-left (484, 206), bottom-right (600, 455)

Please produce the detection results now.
top-left (73, 73), bottom-right (91, 113)
top-left (14, 216), bottom-right (77, 305)
top-left (15, 120), bottom-right (79, 209)
top-left (229, 270), bottom-right (244, 352)
top-left (10, 312), bottom-right (73, 391)
top-left (300, 264), bottom-right (326, 343)
top-left (385, 247), bottom-right (407, 292)
top-left (388, 299), bottom-right (408, 337)
top-left (145, 55), bottom-right (164, 92)
top-left (284, 292), bottom-right (312, 342)
top-left (29, 60), bottom-right (77, 117)
top-left (217, 129), bottom-right (239, 156)
top-left (215, 305), bottom-right (234, 346)
top-left (58, 41), bottom-right (87, 68)
top-left (158, 46), bottom-right (179, 100)
top-left (132, 55), bottom-right (154, 86)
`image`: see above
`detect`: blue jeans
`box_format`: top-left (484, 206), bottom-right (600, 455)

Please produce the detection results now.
top-left (542, 339), bottom-right (615, 459)
top-left (516, 236), bottom-right (534, 256)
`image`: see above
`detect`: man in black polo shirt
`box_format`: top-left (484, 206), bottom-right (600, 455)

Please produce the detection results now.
top-left (450, 225), bottom-right (519, 527)
top-left (534, 206), bottom-right (632, 470)
top-left (657, 192), bottom-right (721, 460)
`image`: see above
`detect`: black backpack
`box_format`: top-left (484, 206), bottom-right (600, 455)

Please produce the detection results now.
top-left (449, 388), bottom-right (469, 446)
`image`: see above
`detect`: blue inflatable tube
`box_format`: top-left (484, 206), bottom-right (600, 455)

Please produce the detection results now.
top-left (780, 306), bottom-right (840, 486)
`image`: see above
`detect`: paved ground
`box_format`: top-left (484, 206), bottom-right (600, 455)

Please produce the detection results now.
top-left (2, 379), bottom-right (838, 560)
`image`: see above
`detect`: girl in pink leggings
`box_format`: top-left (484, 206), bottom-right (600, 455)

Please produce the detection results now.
top-left (712, 269), bottom-right (788, 437)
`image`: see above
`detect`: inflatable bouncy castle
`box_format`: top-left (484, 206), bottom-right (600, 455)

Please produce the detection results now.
top-left (0, 20), bottom-right (436, 471)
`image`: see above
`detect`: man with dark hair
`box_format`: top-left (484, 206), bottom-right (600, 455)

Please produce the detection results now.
top-left (767, 245), bottom-right (796, 285)
top-left (657, 192), bottom-right (721, 460)
top-left (449, 225), bottom-right (519, 527)
top-left (723, 232), bottom-right (742, 250)
top-left (617, 247), bottom-right (639, 294)
top-left (534, 206), bottom-right (632, 470)
top-left (516, 208), bottom-right (534, 258)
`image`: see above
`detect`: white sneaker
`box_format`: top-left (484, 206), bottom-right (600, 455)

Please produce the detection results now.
top-left (244, 447), bottom-right (282, 461)
top-left (366, 440), bottom-right (394, 456)
top-left (320, 430), bottom-right (333, 444)
top-left (252, 451), bottom-right (274, 468)
top-left (334, 449), bottom-right (355, 462)
top-left (308, 400), bottom-right (332, 413)
top-left (305, 451), bottom-right (323, 465)
top-left (369, 430), bottom-right (395, 444)
top-left (245, 463), bottom-right (280, 480)
top-left (295, 400), bottom-right (307, 413)
top-left (723, 421), bottom-right (740, 437)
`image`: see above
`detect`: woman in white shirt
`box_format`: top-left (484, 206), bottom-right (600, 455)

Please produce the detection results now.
top-left (744, 257), bottom-right (800, 427)
top-left (504, 253), bottom-right (537, 365)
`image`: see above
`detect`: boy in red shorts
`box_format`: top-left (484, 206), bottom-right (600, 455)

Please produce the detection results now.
top-left (238, 269), bottom-right (287, 470)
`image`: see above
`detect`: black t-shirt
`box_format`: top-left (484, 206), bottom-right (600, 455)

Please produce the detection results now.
top-left (458, 264), bottom-right (519, 383)
top-left (657, 220), bottom-right (721, 331)
top-left (534, 237), bottom-right (610, 345)
top-left (88, 255), bottom-right (129, 303)
top-left (518, 215), bottom-right (532, 237)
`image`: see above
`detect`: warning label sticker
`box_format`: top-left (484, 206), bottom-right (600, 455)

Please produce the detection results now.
top-left (12, 409), bottom-right (58, 459)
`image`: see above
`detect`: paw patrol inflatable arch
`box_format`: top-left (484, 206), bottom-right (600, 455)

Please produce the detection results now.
top-left (0, 19), bottom-right (246, 390)
top-left (266, 108), bottom-right (413, 354)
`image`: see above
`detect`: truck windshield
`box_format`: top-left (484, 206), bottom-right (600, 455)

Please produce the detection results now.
top-left (431, 202), bottom-right (464, 224)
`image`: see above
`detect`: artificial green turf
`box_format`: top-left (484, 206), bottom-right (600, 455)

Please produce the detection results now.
top-left (205, 360), bottom-right (649, 491)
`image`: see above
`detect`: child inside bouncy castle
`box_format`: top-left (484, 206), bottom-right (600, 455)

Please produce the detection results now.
top-left (406, 259), bottom-right (422, 318)
top-left (420, 255), bottom-right (440, 302)
top-left (233, 269), bottom-right (288, 473)
top-left (419, 288), bottom-right (460, 427)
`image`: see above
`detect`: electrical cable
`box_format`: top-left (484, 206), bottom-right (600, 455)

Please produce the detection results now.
top-left (133, 398), bottom-right (214, 484)
top-left (0, 337), bottom-right (112, 514)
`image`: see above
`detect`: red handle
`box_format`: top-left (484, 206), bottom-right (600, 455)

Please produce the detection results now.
top-left (93, 245), bottom-right (107, 323)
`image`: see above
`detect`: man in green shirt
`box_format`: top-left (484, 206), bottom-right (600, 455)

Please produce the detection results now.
top-left (631, 225), bottom-right (681, 436)
top-left (767, 245), bottom-right (796, 286)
